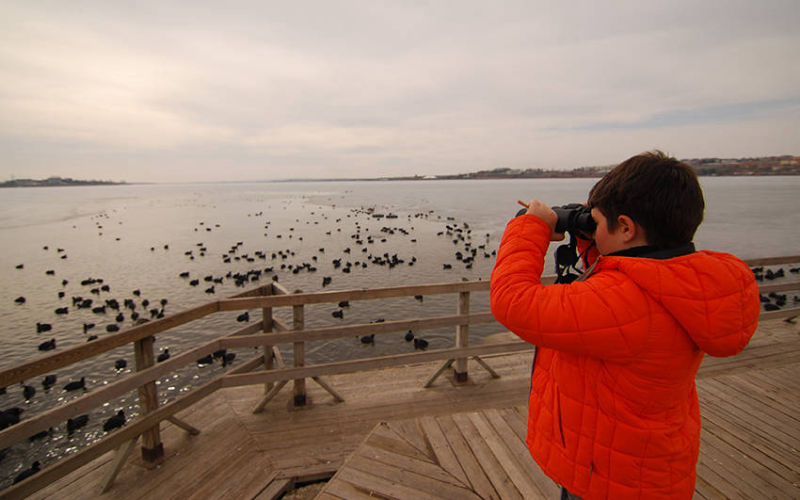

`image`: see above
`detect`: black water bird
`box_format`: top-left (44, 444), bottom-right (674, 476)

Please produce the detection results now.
top-left (197, 354), bottom-right (213, 365)
top-left (405, 330), bottom-right (414, 341)
top-left (63, 377), bottom-right (86, 392)
top-left (54, 307), bottom-right (68, 315)
top-left (106, 324), bottom-right (120, 333)
top-left (36, 322), bottom-right (52, 333)
top-left (103, 410), bottom-right (125, 432)
top-left (413, 338), bottom-right (429, 350)
top-left (222, 352), bottom-right (236, 367)
top-left (83, 323), bottom-right (95, 333)
top-left (67, 414), bottom-right (89, 434)
top-left (360, 334), bottom-right (375, 344)
top-left (213, 349), bottom-right (227, 359)
top-left (414, 295), bottom-right (423, 302)
top-left (0, 407), bottom-right (23, 429)
top-left (114, 359), bottom-right (127, 370)
top-left (15, 296), bottom-right (26, 304)
top-left (338, 301), bottom-right (350, 308)
top-left (332, 310), bottom-right (344, 319)
top-left (23, 385), bottom-right (36, 401)
top-left (87, 335), bottom-right (98, 341)
top-left (13, 461), bottom-right (40, 484)
top-left (157, 349), bottom-right (170, 363)
top-left (236, 312), bottom-right (250, 322)
top-left (28, 428), bottom-right (51, 441)
top-left (42, 375), bottom-right (57, 389)
top-left (38, 338), bottom-right (56, 351)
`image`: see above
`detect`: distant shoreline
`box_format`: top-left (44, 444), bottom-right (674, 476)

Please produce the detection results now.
top-left (0, 177), bottom-right (129, 188)
top-left (3, 155), bottom-right (798, 185)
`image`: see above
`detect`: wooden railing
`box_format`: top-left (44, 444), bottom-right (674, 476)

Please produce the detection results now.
top-left (1, 255), bottom-right (799, 499)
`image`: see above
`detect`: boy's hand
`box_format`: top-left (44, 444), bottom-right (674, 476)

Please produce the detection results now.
top-left (524, 199), bottom-right (565, 241)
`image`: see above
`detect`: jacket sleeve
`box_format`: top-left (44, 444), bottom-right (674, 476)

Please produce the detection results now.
top-left (490, 215), bottom-right (651, 361)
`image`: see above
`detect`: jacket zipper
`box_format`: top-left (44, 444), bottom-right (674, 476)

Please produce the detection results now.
top-left (556, 390), bottom-right (566, 447)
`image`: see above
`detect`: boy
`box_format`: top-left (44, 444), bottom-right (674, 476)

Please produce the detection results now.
top-left (490, 151), bottom-right (760, 499)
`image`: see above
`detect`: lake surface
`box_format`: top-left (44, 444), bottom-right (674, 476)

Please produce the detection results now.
top-left (0, 176), bottom-right (798, 485)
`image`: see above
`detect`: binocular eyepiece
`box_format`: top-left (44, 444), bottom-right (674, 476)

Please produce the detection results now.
top-left (552, 203), bottom-right (596, 236)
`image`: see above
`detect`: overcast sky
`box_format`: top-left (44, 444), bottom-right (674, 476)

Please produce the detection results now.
top-left (1, 1), bottom-right (798, 182)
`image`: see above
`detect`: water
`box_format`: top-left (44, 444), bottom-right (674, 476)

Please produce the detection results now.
top-left (0, 176), bottom-right (798, 486)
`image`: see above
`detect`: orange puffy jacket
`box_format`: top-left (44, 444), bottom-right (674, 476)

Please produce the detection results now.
top-left (490, 215), bottom-right (760, 499)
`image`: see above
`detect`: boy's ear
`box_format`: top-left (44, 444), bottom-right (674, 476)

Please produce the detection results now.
top-left (616, 215), bottom-right (644, 244)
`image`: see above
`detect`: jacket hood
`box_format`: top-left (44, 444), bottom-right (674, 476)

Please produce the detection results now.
top-left (596, 250), bottom-right (760, 357)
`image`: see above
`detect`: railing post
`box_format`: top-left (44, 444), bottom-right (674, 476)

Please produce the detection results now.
top-left (454, 291), bottom-right (470, 382)
top-left (292, 300), bottom-right (307, 406)
top-left (262, 285), bottom-right (274, 394)
top-left (134, 336), bottom-right (164, 465)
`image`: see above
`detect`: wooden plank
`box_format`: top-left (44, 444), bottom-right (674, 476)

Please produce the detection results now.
top-left (220, 312), bottom-right (497, 349)
top-left (135, 335), bottom-right (162, 459)
top-left (251, 472), bottom-right (283, 500)
top-left (698, 420), bottom-right (790, 496)
top-left (452, 412), bottom-right (523, 500)
top-left (485, 408), bottom-right (560, 498)
top-left (743, 255), bottom-right (800, 266)
top-left (218, 280), bottom-right (493, 311)
top-left (357, 441), bottom-right (463, 488)
top-left (702, 412), bottom-right (800, 486)
top-left (221, 341), bottom-right (533, 388)
top-left (693, 474), bottom-right (727, 500)
top-left (98, 438), bottom-right (139, 494)
top-left (436, 414), bottom-right (499, 500)
top-left (322, 475), bottom-right (383, 500)
top-left (455, 291), bottom-right (470, 376)
top-left (385, 420), bottom-right (429, 457)
top-left (701, 378), bottom-right (800, 444)
top-left (369, 423), bottom-right (436, 464)
top-left (418, 416), bottom-right (469, 486)
top-left (712, 371), bottom-right (800, 419)
top-left (699, 395), bottom-right (799, 469)
top-left (346, 453), bottom-right (481, 499)
top-left (468, 411), bottom-right (541, 500)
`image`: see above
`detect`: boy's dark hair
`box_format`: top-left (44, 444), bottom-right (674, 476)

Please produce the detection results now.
top-left (588, 150), bottom-right (705, 249)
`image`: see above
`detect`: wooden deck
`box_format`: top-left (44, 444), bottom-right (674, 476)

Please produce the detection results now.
top-left (24, 317), bottom-right (800, 499)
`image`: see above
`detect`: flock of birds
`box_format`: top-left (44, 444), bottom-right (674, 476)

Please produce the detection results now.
top-left (2, 203), bottom-right (501, 486)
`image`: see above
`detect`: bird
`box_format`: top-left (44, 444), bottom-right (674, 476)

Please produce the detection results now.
top-left (38, 338), bottom-right (56, 351)
top-left (332, 310), bottom-right (344, 319)
top-left (14, 296), bottom-right (26, 304)
top-left (360, 334), bottom-right (375, 344)
top-left (413, 338), bottom-right (429, 350)
top-left (23, 385), bottom-right (36, 401)
top-left (114, 359), bottom-right (127, 370)
top-left (63, 377), bottom-right (86, 392)
top-left (196, 354), bottom-right (213, 365)
top-left (36, 322), bottom-right (52, 333)
top-left (106, 324), bottom-right (120, 332)
top-left (103, 410), bottom-right (125, 432)
top-left (404, 330), bottom-right (415, 342)
top-left (13, 461), bottom-right (40, 484)
top-left (157, 349), bottom-right (170, 363)
top-left (41, 375), bottom-right (57, 389)
top-left (236, 312), bottom-right (250, 322)
top-left (222, 352), bottom-right (236, 367)
top-left (0, 408), bottom-right (23, 431)
top-left (66, 414), bottom-right (89, 434)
